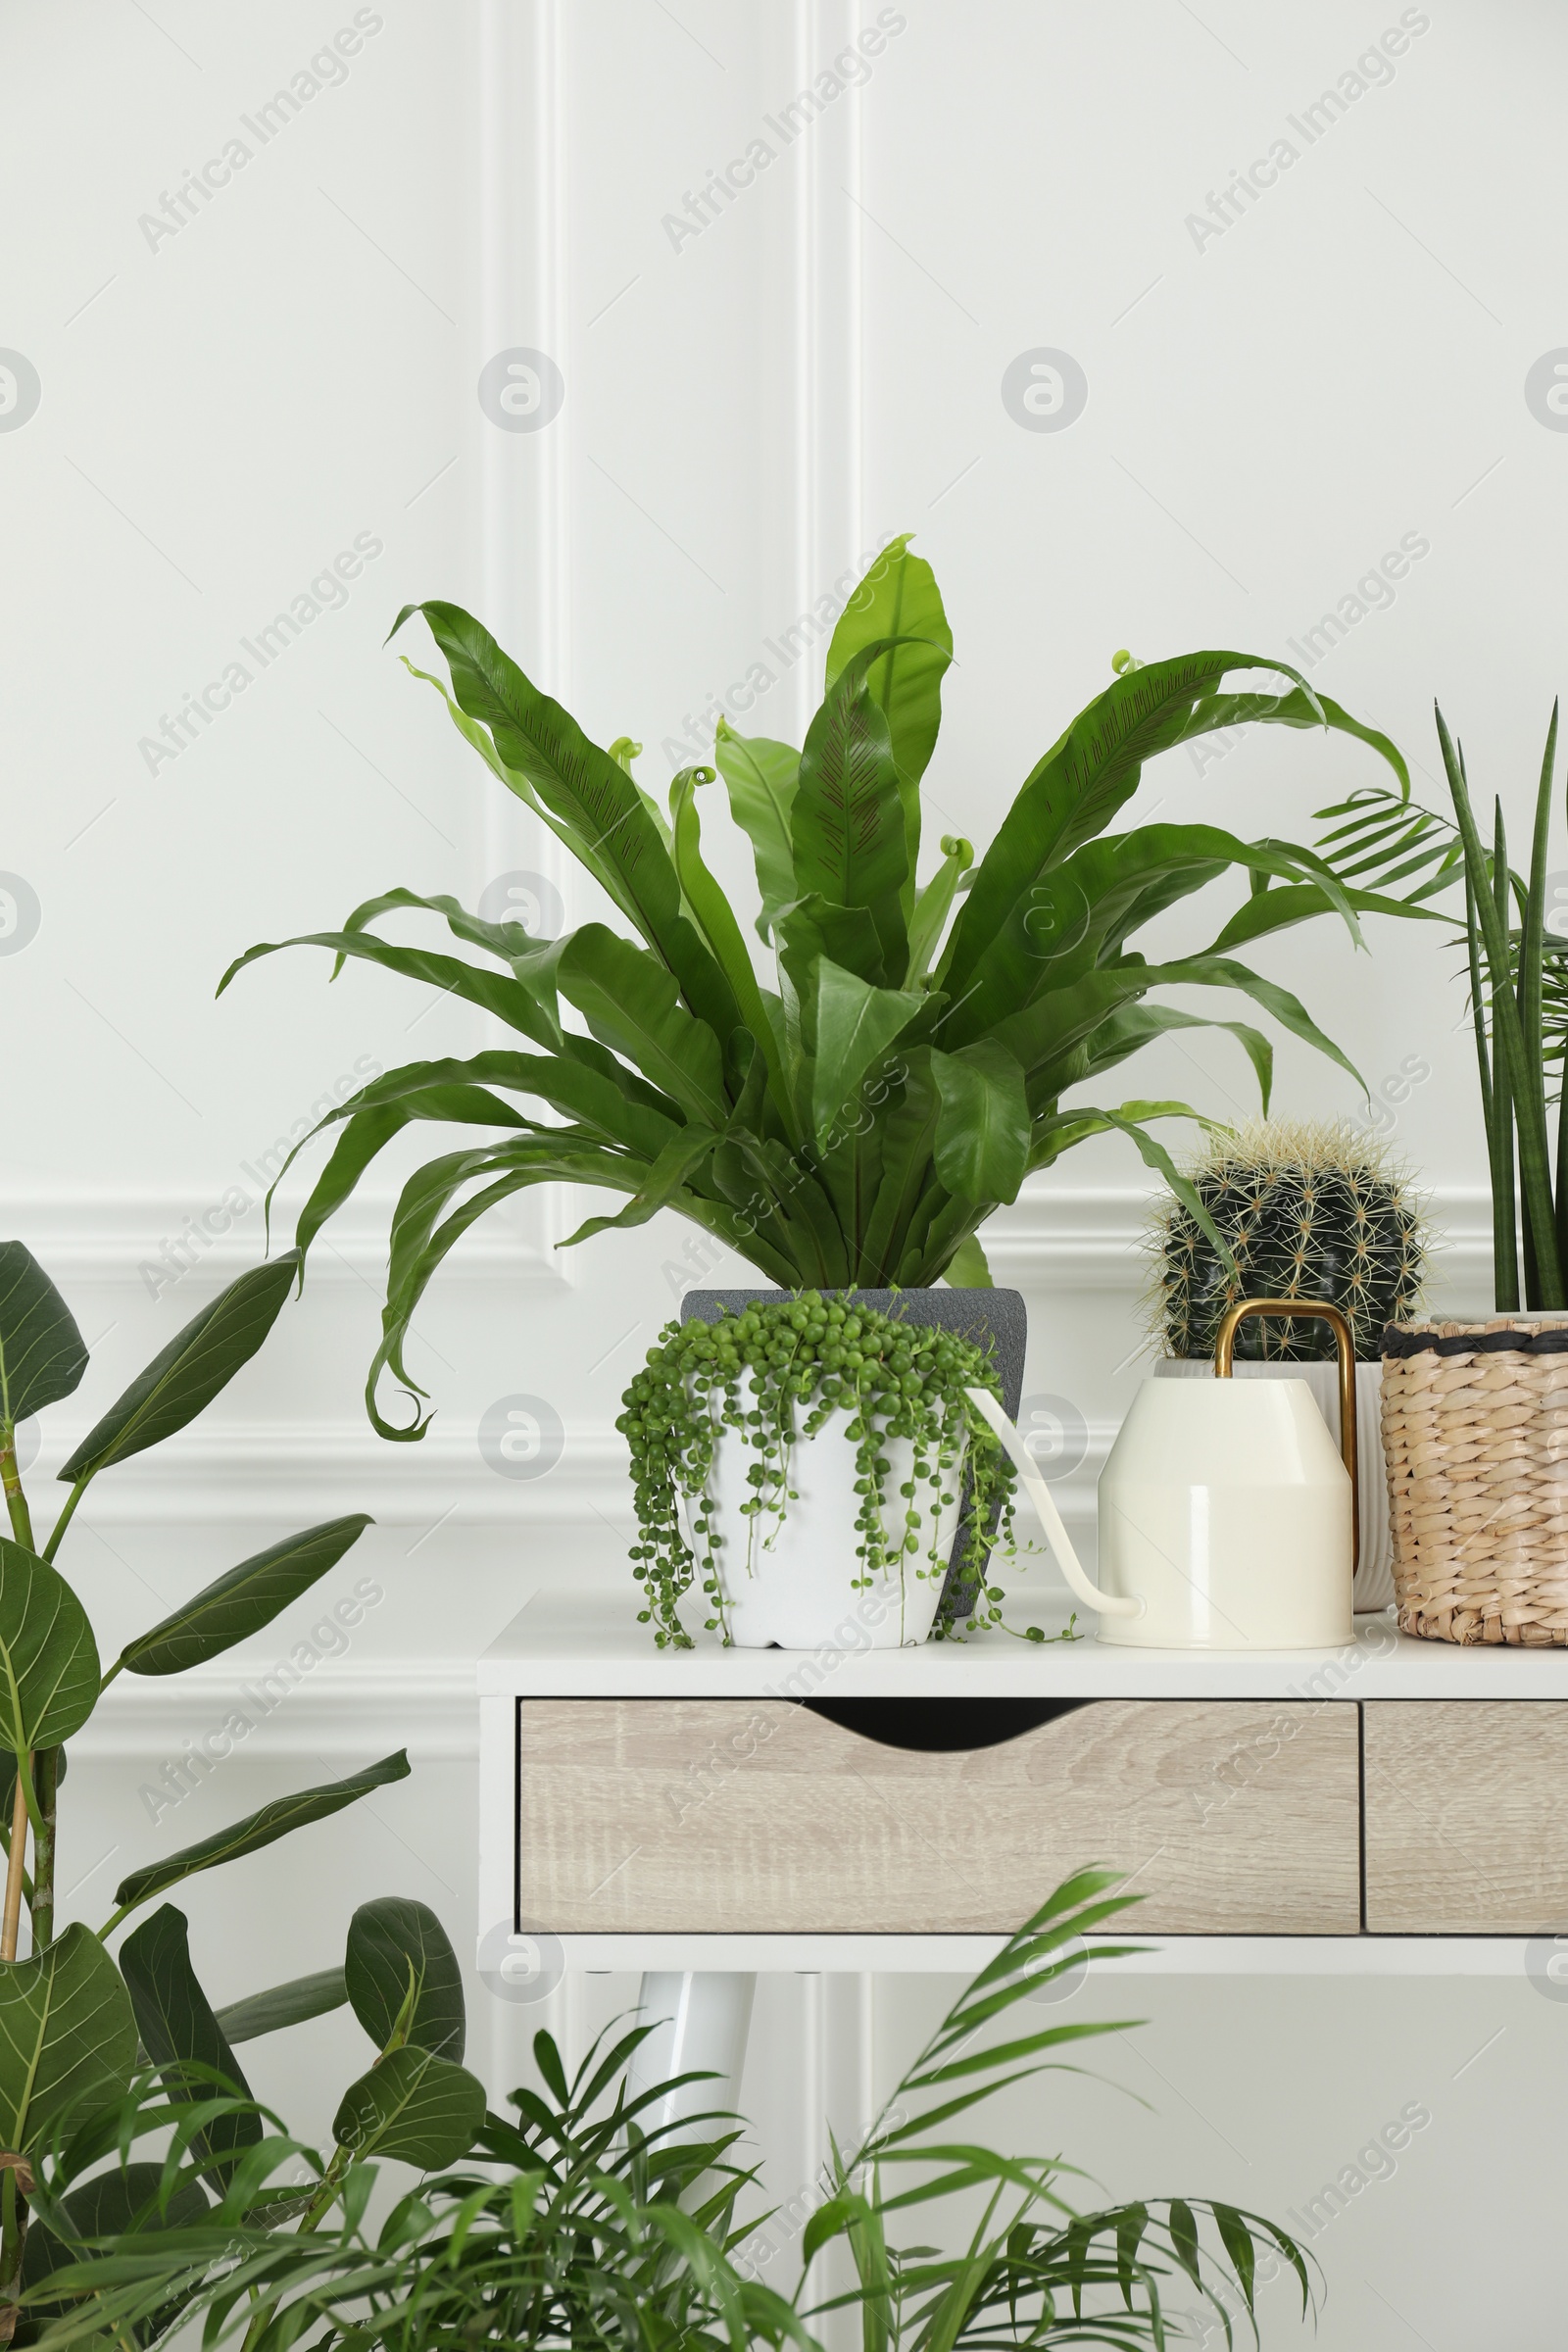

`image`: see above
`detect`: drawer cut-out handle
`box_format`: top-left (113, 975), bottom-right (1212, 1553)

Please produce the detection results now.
top-left (803, 1697), bottom-right (1093, 1752)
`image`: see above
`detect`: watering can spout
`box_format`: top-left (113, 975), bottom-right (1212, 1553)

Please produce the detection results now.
top-left (965, 1387), bottom-right (1144, 1621)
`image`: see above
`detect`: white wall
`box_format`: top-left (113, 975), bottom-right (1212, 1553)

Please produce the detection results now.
top-left (3, 1), bottom-right (1564, 2344)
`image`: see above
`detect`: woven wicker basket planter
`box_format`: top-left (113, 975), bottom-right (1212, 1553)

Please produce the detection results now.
top-left (1383, 1319), bottom-right (1568, 1645)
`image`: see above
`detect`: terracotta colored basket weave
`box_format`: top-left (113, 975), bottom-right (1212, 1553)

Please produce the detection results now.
top-left (1382, 1319), bottom-right (1568, 1645)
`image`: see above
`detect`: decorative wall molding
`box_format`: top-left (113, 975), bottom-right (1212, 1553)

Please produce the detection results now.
top-left (0, 1191), bottom-right (568, 1291)
top-left (76, 1658), bottom-right (480, 1762)
top-left (26, 1423), bottom-right (629, 1528)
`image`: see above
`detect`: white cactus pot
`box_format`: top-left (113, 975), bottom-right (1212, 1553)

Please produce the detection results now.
top-left (678, 1398), bottom-right (966, 1650)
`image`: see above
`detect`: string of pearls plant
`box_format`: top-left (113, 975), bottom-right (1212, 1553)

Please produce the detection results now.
top-left (618, 1294), bottom-right (1022, 1648)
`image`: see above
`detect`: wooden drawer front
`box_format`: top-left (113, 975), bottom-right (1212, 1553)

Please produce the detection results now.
top-left (1365, 1701), bottom-right (1568, 1932)
top-left (515, 1698), bottom-right (1360, 1935)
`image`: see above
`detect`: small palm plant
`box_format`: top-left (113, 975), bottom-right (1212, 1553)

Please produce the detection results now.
top-left (220, 538), bottom-right (1414, 1437)
top-left (24, 1874), bottom-right (1312, 2352)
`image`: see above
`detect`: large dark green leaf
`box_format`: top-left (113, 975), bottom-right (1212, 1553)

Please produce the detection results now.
top-left (110, 1752), bottom-right (411, 1923)
top-left (713, 720), bottom-right (799, 943)
top-left (0, 1540), bottom-right (101, 1755)
top-left (214, 1966), bottom-right (347, 2046)
top-left (823, 535), bottom-right (953, 900)
top-left (557, 926), bottom-right (727, 1125)
top-left (59, 1254), bottom-right (299, 1485)
top-left (345, 1897), bottom-right (465, 2063)
top-left (810, 962), bottom-right (922, 1148)
top-left (0, 1248), bottom-right (86, 1428)
top-left (929, 1043), bottom-right (1030, 1204)
top-left (119, 1905), bottom-right (261, 2178)
top-left (332, 2044), bottom-right (485, 2168)
top-left (941, 649), bottom-right (1401, 1006)
top-left (219, 929), bottom-right (562, 1053)
top-left (23, 2161), bottom-right (209, 2346)
top-left (0, 1924), bottom-right (137, 2157)
top-left (119, 1516), bottom-right (372, 1678)
top-left (792, 644), bottom-right (913, 978)
top-left (389, 604), bottom-right (739, 1040)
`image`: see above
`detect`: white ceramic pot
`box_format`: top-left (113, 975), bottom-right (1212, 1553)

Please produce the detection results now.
top-left (1153, 1356), bottom-right (1394, 1611)
top-left (679, 1400), bottom-right (965, 1650)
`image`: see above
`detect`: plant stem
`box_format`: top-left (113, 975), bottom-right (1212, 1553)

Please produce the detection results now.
top-left (30, 1750), bottom-right (58, 1952)
top-left (0, 1777), bottom-right (27, 1963)
top-left (42, 1476), bottom-right (89, 1565)
top-left (0, 1436), bottom-right (33, 1554)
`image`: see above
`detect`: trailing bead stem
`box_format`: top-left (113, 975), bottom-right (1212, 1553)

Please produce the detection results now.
top-left (618, 1295), bottom-right (1018, 1646)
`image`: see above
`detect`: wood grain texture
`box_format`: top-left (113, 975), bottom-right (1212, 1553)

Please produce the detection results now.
top-left (514, 1698), bottom-right (1360, 1934)
top-left (1364, 1700), bottom-right (1568, 1931)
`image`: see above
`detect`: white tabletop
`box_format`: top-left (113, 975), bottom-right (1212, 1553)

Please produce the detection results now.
top-left (479, 1590), bottom-right (1568, 1700)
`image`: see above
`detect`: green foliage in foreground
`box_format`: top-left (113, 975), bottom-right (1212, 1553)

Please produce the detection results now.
top-left (220, 537), bottom-right (1414, 1437)
top-left (24, 1874), bottom-right (1312, 2352)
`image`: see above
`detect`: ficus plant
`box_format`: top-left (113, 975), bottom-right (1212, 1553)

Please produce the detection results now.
top-left (218, 537), bottom-right (1413, 1440)
top-left (0, 1242), bottom-right (487, 2343)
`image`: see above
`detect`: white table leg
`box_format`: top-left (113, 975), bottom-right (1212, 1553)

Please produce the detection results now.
top-left (629, 1970), bottom-right (757, 2134)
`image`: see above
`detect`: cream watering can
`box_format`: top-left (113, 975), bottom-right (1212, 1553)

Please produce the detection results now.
top-left (968, 1299), bottom-right (1357, 1650)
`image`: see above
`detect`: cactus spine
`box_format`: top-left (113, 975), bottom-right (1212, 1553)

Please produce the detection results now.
top-left (1150, 1120), bottom-right (1429, 1363)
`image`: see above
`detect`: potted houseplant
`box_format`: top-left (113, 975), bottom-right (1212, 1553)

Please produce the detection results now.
top-left (27, 1873), bottom-right (1312, 2352)
top-left (1145, 1118), bottom-right (1430, 1612)
top-left (1315, 703), bottom-right (1568, 1642)
top-left (221, 537), bottom-right (1415, 1626)
top-left (0, 1239), bottom-right (488, 2338)
top-left (619, 1290), bottom-right (1025, 1648)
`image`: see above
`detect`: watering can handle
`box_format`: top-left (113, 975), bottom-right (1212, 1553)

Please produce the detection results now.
top-left (964, 1388), bottom-right (1143, 1620)
top-left (1212, 1298), bottom-right (1359, 1579)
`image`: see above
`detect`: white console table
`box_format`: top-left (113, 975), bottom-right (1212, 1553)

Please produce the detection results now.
top-left (478, 1591), bottom-right (1568, 2114)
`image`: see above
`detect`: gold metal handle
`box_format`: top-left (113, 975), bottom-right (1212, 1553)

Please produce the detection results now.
top-left (1212, 1298), bottom-right (1359, 1580)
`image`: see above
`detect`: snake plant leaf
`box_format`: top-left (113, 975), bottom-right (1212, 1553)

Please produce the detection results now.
top-left (930, 1043), bottom-right (1031, 1204)
top-left (0, 1539), bottom-right (101, 1755)
top-left (810, 962), bottom-right (924, 1150)
top-left (823, 534), bottom-right (954, 899)
top-left (0, 1924), bottom-right (138, 2158)
top-left (345, 1897), bottom-right (465, 2063)
top-left (59, 1253), bottom-right (299, 1485)
top-left (111, 1751), bottom-right (411, 1921)
top-left (119, 1514), bottom-right (372, 1678)
top-left (0, 1246), bottom-right (87, 1427)
top-left (713, 718), bottom-right (800, 943)
top-left (792, 644), bottom-right (913, 980)
top-left (332, 2043), bottom-right (486, 2169)
top-left (119, 1906), bottom-right (261, 2179)
top-left (558, 926), bottom-right (728, 1126)
top-left (214, 1966), bottom-right (347, 2045)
